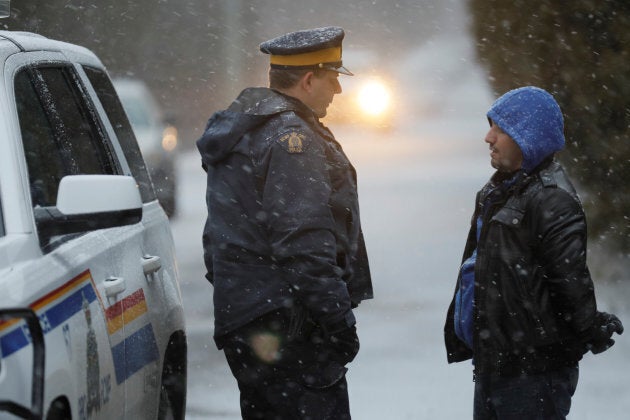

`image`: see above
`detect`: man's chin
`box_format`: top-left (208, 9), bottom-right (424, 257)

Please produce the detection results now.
top-left (492, 161), bottom-right (513, 173)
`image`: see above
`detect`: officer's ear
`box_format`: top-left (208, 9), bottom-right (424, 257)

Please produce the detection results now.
top-left (300, 71), bottom-right (316, 93)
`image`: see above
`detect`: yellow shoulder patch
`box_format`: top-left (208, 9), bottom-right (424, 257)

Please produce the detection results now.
top-left (278, 131), bottom-right (306, 153)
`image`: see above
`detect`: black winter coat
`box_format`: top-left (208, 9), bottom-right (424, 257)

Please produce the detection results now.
top-left (197, 87), bottom-right (373, 341)
top-left (445, 159), bottom-right (597, 377)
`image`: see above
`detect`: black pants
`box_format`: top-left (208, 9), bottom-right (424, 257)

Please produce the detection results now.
top-left (221, 310), bottom-right (352, 420)
top-left (473, 365), bottom-right (579, 420)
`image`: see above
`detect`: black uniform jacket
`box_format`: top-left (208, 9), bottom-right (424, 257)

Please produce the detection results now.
top-left (197, 87), bottom-right (373, 341)
top-left (445, 159), bottom-right (598, 377)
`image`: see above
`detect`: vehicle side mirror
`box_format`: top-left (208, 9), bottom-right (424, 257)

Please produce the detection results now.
top-left (34, 175), bottom-right (143, 247)
top-left (56, 175), bottom-right (141, 215)
top-left (0, 307), bottom-right (45, 419)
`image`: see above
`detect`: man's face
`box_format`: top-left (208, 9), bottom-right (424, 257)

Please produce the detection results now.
top-left (484, 121), bottom-right (523, 172)
top-left (307, 70), bottom-right (342, 118)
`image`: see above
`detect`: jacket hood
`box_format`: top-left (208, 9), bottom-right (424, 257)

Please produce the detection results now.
top-left (196, 87), bottom-right (310, 167)
top-left (487, 86), bottom-right (565, 173)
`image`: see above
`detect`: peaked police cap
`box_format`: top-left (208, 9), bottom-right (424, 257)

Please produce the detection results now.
top-left (259, 26), bottom-right (353, 75)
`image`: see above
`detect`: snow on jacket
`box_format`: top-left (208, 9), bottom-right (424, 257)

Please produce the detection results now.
top-left (445, 87), bottom-right (598, 376)
top-left (196, 87), bottom-right (373, 341)
top-left (445, 159), bottom-right (598, 376)
top-left (453, 174), bottom-right (519, 349)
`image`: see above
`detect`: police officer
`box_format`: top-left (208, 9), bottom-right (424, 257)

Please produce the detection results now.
top-left (196, 27), bottom-right (373, 419)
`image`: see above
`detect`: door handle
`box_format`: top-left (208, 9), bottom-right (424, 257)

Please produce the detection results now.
top-left (142, 255), bottom-right (162, 276)
top-left (104, 276), bottom-right (126, 297)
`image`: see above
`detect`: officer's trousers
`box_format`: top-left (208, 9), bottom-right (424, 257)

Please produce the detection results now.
top-left (220, 310), bottom-right (352, 420)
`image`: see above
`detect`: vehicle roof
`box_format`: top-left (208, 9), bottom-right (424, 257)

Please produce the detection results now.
top-left (0, 30), bottom-right (102, 66)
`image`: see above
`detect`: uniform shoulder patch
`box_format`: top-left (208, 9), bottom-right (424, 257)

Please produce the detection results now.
top-left (277, 130), bottom-right (307, 154)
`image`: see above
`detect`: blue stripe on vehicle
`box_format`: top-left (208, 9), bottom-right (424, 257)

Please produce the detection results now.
top-left (111, 323), bottom-right (159, 385)
top-left (0, 327), bottom-right (30, 358)
top-left (0, 283), bottom-right (96, 358)
top-left (44, 283), bottom-right (96, 331)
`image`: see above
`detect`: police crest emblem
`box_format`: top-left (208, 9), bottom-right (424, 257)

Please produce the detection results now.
top-left (279, 131), bottom-right (305, 153)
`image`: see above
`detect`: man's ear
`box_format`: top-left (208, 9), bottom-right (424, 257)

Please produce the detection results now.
top-left (299, 71), bottom-right (315, 93)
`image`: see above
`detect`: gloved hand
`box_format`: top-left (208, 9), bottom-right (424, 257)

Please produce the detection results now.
top-left (330, 325), bottom-right (360, 362)
top-left (322, 312), bottom-right (360, 365)
top-left (586, 311), bottom-right (624, 354)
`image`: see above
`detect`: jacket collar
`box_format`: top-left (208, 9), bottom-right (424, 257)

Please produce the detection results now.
top-left (490, 156), bottom-right (556, 194)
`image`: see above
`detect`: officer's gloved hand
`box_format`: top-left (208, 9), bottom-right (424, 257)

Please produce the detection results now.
top-left (322, 312), bottom-right (360, 365)
top-left (586, 311), bottom-right (624, 354)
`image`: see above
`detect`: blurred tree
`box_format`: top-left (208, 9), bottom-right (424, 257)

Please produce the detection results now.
top-left (469, 0), bottom-right (630, 257)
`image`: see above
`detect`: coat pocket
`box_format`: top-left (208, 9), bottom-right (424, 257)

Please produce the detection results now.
top-left (491, 205), bottom-right (524, 227)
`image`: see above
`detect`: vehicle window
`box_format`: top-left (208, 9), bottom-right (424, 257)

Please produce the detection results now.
top-left (83, 66), bottom-right (156, 203)
top-left (15, 64), bottom-right (125, 251)
top-left (16, 66), bottom-right (118, 208)
top-left (15, 70), bottom-right (65, 207)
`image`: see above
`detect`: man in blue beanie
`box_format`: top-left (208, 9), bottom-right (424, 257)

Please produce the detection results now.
top-left (444, 86), bottom-right (623, 419)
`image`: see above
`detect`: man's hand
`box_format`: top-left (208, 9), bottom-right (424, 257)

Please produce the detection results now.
top-left (322, 311), bottom-right (360, 364)
top-left (329, 325), bottom-right (360, 364)
top-left (586, 311), bottom-right (624, 354)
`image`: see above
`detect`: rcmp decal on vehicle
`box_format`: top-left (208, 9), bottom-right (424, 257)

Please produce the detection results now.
top-left (104, 287), bottom-right (159, 384)
top-left (0, 270), bottom-right (99, 357)
top-left (81, 293), bottom-right (103, 419)
top-left (0, 270), bottom-right (159, 418)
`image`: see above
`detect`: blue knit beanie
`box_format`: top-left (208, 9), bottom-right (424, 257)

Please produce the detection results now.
top-left (486, 86), bottom-right (565, 173)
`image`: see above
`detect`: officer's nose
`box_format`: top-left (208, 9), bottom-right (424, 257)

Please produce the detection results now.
top-left (334, 78), bottom-right (342, 94)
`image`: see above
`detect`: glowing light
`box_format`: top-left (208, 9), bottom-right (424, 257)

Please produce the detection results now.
top-left (162, 126), bottom-right (178, 152)
top-left (357, 80), bottom-right (391, 116)
top-left (250, 332), bottom-right (281, 363)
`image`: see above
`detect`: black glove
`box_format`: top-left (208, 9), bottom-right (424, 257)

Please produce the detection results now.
top-left (322, 312), bottom-right (360, 365)
top-left (586, 311), bottom-right (624, 354)
top-left (328, 325), bottom-right (360, 364)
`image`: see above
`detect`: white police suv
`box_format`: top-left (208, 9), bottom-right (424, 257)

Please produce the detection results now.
top-left (0, 29), bottom-right (186, 419)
